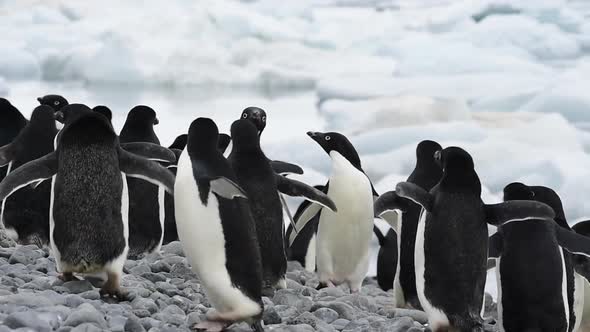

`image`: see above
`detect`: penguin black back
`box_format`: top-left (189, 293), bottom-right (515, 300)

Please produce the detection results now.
top-left (0, 98), bottom-right (28, 182)
top-left (0, 106), bottom-right (58, 245)
top-left (37, 95), bottom-right (68, 111)
top-left (228, 119), bottom-right (284, 291)
top-left (120, 105), bottom-right (160, 144)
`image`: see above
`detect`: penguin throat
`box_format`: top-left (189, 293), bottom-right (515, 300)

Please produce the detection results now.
top-left (440, 170), bottom-right (481, 195)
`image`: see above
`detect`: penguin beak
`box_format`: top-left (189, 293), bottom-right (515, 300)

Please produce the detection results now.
top-left (307, 131), bottom-right (318, 137)
top-left (37, 97), bottom-right (43, 103)
top-left (154, 118), bottom-right (159, 125)
top-left (54, 111), bottom-right (65, 124)
top-left (434, 150), bottom-right (442, 167)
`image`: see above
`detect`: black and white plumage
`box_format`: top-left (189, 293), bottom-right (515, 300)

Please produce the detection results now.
top-left (119, 105), bottom-right (166, 257)
top-left (376, 147), bottom-right (556, 332)
top-left (228, 120), bottom-right (335, 294)
top-left (174, 118), bottom-right (264, 332)
top-left (0, 105), bottom-right (58, 246)
top-left (0, 105), bottom-right (175, 299)
top-left (374, 140), bottom-right (442, 307)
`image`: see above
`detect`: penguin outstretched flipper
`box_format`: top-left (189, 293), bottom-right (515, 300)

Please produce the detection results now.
top-left (373, 226), bottom-right (386, 247)
top-left (117, 148), bottom-right (175, 193)
top-left (555, 225), bottom-right (590, 260)
top-left (275, 175), bottom-right (336, 212)
top-left (374, 191), bottom-right (410, 217)
top-left (210, 177), bottom-right (248, 200)
top-left (270, 160), bottom-right (303, 175)
top-left (120, 142), bottom-right (177, 163)
top-left (0, 152), bottom-right (57, 200)
top-left (395, 182), bottom-right (433, 212)
top-left (0, 143), bottom-right (16, 167)
top-left (484, 201), bottom-right (555, 226)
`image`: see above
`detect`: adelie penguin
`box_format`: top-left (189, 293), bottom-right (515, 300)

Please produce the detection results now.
top-left (289, 131), bottom-right (377, 293)
top-left (375, 147), bottom-right (556, 332)
top-left (0, 106), bottom-right (58, 246)
top-left (93, 105), bottom-right (112, 122)
top-left (489, 184), bottom-right (590, 332)
top-left (174, 118), bottom-right (264, 332)
top-left (163, 133), bottom-right (233, 244)
top-left (374, 140), bottom-right (442, 306)
top-left (0, 98), bottom-right (28, 182)
top-left (228, 119), bottom-right (336, 294)
top-left (0, 104), bottom-right (175, 299)
top-left (374, 226), bottom-right (398, 292)
top-left (119, 105), bottom-right (167, 257)
top-left (573, 220), bottom-right (590, 332)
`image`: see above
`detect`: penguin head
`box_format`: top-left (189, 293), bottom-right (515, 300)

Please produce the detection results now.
top-left (58, 104), bottom-right (114, 142)
top-left (529, 185), bottom-right (568, 228)
top-left (217, 133), bottom-right (231, 153)
top-left (307, 131), bottom-right (361, 169)
top-left (438, 146), bottom-right (480, 194)
top-left (503, 182), bottom-right (534, 201)
top-left (54, 103), bottom-right (93, 125)
top-left (169, 134), bottom-right (188, 150)
top-left (37, 95), bottom-right (68, 111)
top-left (29, 105), bottom-right (58, 130)
top-left (93, 105), bottom-right (112, 122)
top-left (240, 107), bottom-right (266, 135)
top-left (231, 119), bottom-right (260, 151)
top-left (573, 221), bottom-right (590, 237)
top-left (417, 140), bottom-right (443, 166)
top-left (126, 105), bottom-right (159, 126)
top-left (188, 118), bottom-right (219, 152)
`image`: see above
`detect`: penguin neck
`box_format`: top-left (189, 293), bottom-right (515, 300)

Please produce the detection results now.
top-left (439, 169), bottom-right (481, 195)
top-left (330, 151), bottom-right (364, 177)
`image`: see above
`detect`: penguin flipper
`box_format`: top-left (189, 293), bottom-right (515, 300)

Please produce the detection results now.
top-left (288, 203), bottom-right (322, 246)
top-left (120, 142), bottom-right (176, 163)
top-left (484, 200), bottom-right (555, 226)
top-left (0, 152), bottom-right (57, 201)
top-left (374, 191), bottom-right (410, 217)
top-left (574, 256), bottom-right (590, 282)
top-left (270, 160), bottom-right (304, 175)
top-left (0, 142), bottom-right (16, 167)
top-left (373, 226), bottom-right (387, 246)
top-left (217, 134), bottom-right (231, 154)
top-left (555, 224), bottom-right (590, 259)
top-left (210, 177), bottom-right (247, 200)
top-left (395, 182), bottom-right (433, 212)
top-left (275, 175), bottom-right (337, 212)
top-left (118, 147), bottom-right (175, 193)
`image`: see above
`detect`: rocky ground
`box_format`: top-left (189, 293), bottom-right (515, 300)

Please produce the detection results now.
top-left (0, 239), bottom-right (498, 332)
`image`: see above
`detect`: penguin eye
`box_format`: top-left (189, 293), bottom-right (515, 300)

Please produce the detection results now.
top-left (325, 135), bottom-right (331, 141)
top-left (54, 101), bottom-right (60, 106)
top-left (262, 116), bottom-right (266, 122)
top-left (242, 113), bottom-right (248, 119)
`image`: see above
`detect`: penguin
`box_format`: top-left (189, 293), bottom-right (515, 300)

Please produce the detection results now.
top-left (119, 105), bottom-right (165, 257)
top-left (289, 131), bottom-right (377, 293)
top-left (488, 183), bottom-right (590, 332)
top-left (572, 221), bottom-right (590, 332)
top-left (374, 227), bottom-right (398, 292)
top-left (285, 185), bottom-right (325, 272)
top-left (174, 118), bottom-right (264, 332)
top-left (374, 140), bottom-right (442, 307)
top-left (37, 95), bottom-right (68, 111)
top-left (227, 120), bottom-right (336, 293)
top-left (375, 147), bottom-right (556, 332)
top-left (93, 106), bottom-right (112, 122)
top-left (0, 98), bottom-right (28, 182)
top-left (0, 105), bottom-right (175, 298)
top-left (169, 134), bottom-right (187, 151)
top-left (0, 105), bottom-right (58, 246)
top-left (217, 134), bottom-right (231, 155)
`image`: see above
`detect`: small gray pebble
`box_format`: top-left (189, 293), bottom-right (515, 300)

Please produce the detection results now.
top-left (80, 291), bottom-right (101, 300)
top-left (262, 306), bottom-right (282, 325)
top-left (130, 265), bottom-right (152, 276)
top-left (63, 280), bottom-right (94, 294)
top-left (141, 272), bottom-right (167, 283)
top-left (169, 264), bottom-right (196, 280)
top-left (314, 308), bottom-right (339, 324)
top-left (4, 311), bottom-right (52, 332)
top-left (311, 301), bottom-right (358, 320)
top-left (331, 319), bottom-right (349, 331)
top-left (150, 261), bottom-right (171, 273)
top-left (64, 303), bottom-right (107, 328)
top-left (70, 323), bottom-right (103, 332)
top-left (161, 242), bottom-right (184, 256)
top-left (186, 312), bottom-right (202, 326)
top-left (125, 316), bottom-right (147, 332)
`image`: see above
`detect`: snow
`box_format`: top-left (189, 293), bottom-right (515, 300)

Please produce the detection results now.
top-left (2, 0), bottom-right (590, 301)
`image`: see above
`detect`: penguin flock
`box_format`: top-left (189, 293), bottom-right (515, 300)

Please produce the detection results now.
top-left (1, 95), bottom-right (590, 332)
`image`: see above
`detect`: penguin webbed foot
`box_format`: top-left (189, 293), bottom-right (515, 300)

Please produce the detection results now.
top-left (99, 287), bottom-right (129, 301)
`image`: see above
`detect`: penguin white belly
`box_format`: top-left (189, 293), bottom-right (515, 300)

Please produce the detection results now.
top-left (174, 153), bottom-right (259, 317)
top-left (580, 280), bottom-right (590, 332)
top-left (104, 172), bottom-right (130, 275)
top-left (393, 213), bottom-right (405, 307)
top-left (304, 233), bottom-right (317, 272)
top-left (573, 273), bottom-right (585, 332)
top-left (496, 257), bottom-right (504, 332)
top-left (415, 210), bottom-right (450, 330)
top-left (559, 248), bottom-right (570, 332)
top-left (316, 152), bottom-right (373, 289)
